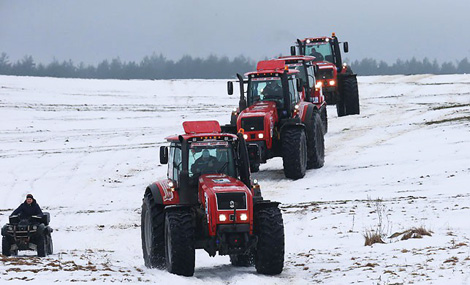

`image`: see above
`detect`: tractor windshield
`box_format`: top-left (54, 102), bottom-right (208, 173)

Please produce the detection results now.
top-left (305, 42), bottom-right (333, 63)
top-left (247, 77), bottom-right (284, 108)
top-left (188, 142), bottom-right (236, 179)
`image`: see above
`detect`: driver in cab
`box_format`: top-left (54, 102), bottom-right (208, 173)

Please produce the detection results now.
top-left (191, 149), bottom-right (218, 175)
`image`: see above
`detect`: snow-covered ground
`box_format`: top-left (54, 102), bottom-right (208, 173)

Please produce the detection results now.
top-left (0, 74), bottom-right (469, 284)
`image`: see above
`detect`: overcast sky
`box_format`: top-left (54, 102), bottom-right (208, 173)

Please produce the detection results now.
top-left (1, 0), bottom-right (470, 65)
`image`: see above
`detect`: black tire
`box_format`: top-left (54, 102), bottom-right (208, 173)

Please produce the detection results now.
top-left (165, 210), bottom-right (195, 277)
top-left (230, 251), bottom-right (254, 267)
top-left (342, 76), bottom-right (360, 115)
top-left (250, 162), bottom-right (260, 173)
top-left (320, 105), bottom-right (328, 134)
top-left (2, 236), bottom-right (11, 256)
top-left (37, 233), bottom-right (46, 257)
top-left (281, 127), bottom-right (307, 179)
top-left (254, 206), bottom-right (284, 275)
top-left (46, 234), bottom-right (53, 255)
top-left (336, 96), bottom-right (346, 117)
top-left (307, 111), bottom-right (325, 169)
top-left (141, 192), bottom-right (165, 268)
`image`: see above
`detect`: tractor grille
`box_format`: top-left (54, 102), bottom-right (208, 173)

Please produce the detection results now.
top-left (318, 69), bottom-right (334, 79)
top-left (216, 192), bottom-right (247, 210)
top-left (241, 117), bottom-right (264, 132)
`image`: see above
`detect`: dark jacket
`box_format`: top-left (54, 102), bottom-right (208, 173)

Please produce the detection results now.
top-left (12, 199), bottom-right (43, 219)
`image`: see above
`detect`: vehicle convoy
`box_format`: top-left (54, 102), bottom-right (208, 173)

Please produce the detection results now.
top-left (141, 121), bottom-right (285, 276)
top-left (2, 213), bottom-right (53, 257)
top-left (291, 33), bottom-right (360, 117)
top-left (224, 59), bottom-right (325, 179)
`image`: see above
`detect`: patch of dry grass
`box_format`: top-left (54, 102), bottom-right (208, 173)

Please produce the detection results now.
top-left (364, 230), bottom-right (385, 246)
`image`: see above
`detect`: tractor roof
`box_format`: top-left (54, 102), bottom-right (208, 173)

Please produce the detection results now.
top-left (245, 60), bottom-right (299, 77)
top-left (165, 121), bottom-right (237, 142)
top-left (277, 55), bottom-right (316, 64)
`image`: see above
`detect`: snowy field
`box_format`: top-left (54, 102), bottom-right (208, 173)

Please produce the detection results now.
top-left (0, 74), bottom-right (469, 284)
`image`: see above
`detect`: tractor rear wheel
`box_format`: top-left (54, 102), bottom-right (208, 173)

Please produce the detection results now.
top-left (336, 96), bottom-right (346, 117)
top-left (320, 105), bottom-right (328, 134)
top-left (281, 127), bottom-right (307, 179)
top-left (141, 192), bottom-right (165, 268)
top-left (254, 206), bottom-right (284, 275)
top-left (165, 209), bottom-right (195, 276)
top-left (307, 111), bottom-right (325, 169)
top-left (230, 251), bottom-right (254, 267)
top-left (2, 236), bottom-right (11, 256)
top-left (250, 162), bottom-right (260, 173)
top-left (342, 76), bottom-right (360, 115)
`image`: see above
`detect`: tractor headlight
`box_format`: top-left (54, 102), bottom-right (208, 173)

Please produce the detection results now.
top-left (168, 181), bottom-right (174, 188)
top-left (32, 225), bottom-right (37, 230)
top-left (329, 80), bottom-right (336, 86)
top-left (219, 214), bottom-right (227, 222)
top-left (240, 214), bottom-right (248, 221)
top-left (315, 81), bottom-right (323, 88)
top-left (243, 134), bottom-right (248, 140)
top-left (258, 133), bottom-right (264, 139)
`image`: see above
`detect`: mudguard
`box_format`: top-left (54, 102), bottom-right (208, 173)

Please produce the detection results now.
top-left (146, 180), bottom-right (180, 205)
top-left (279, 117), bottom-right (304, 134)
top-left (254, 200), bottom-right (281, 211)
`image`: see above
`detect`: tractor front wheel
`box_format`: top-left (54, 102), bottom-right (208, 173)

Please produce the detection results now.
top-left (141, 192), bottom-right (165, 268)
top-left (281, 127), bottom-right (307, 179)
top-left (307, 111), bottom-right (325, 169)
top-left (165, 209), bottom-right (195, 276)
top-left (254, 206), bottom-right (284, 275)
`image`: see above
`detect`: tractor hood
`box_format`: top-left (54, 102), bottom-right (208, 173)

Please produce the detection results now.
top-left (240, 101), bottom-right (277, 118)
top-left (198, 174), bottom-right (250, 194)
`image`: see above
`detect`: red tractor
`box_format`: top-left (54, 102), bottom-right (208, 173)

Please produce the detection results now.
top-left (141, 121), bottom-right (284, 276)
top-left (291, 33), bottom-right (360, 117)
top-left (225, 58), bottom-right (325, 179)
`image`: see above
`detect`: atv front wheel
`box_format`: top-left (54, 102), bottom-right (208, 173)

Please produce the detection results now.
top-left (254, 205), bottom-right (284, 275)
top-left (2, 236), bottom-right (11, 256)
top-left (141, 192), bottom-right (165, 268)
top-left (165, 209), bottom-right (195, 276)
top-left (281, 127), bottom-right (307, 179)
top-left (46, 233), bottom-right (53, 255)
top-left (37, 233), bottom-right (47, 257)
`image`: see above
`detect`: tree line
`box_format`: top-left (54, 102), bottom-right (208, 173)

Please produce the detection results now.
top-left (0, 52), bottom-right (469, 79)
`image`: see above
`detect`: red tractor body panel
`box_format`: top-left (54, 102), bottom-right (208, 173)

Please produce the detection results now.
top-left (237, 101), bottom-right (278, 149)
top-left (198, 174), bottom-right (253, 237)
top-left (183, 120), bottom-right (221, 134)
top-left (155, 179), bottom-right (181, 205)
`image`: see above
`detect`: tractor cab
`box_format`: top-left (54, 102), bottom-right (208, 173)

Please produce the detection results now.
top-left (275, 55), bottom-right (324, 105)
top-left (291, 32), bottom-right (349, 72)
top-left (229, 60), bottom-right (303, 119)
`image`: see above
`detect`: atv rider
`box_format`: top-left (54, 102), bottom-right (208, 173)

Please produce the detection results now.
top-left (11, 194), bottom-right (43, 219)
top-left (191, 149), bottom-right (219, 175)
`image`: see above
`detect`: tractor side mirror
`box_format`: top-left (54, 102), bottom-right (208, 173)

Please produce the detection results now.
top-left (160, 146), bottom-right (168, 164)
top-left (343, 42), bottom-right (349, 53)
top-left (227, 81), bottom-right (233, 95)
top-left (296, 78), bottom-right (303, 92)
top-left (290, 46), bottom-right (296, 56)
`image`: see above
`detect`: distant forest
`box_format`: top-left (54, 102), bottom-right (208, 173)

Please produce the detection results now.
top-left (0, 52), bottom-right (469, 79)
